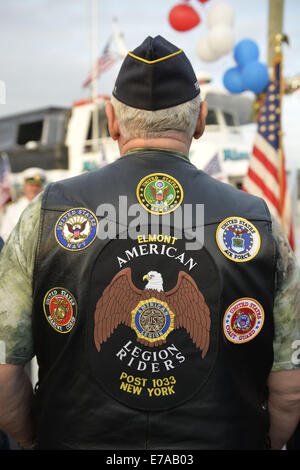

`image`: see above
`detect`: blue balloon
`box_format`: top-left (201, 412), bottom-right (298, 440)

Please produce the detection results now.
top-left (234, 39), bottom-right (259, 67)
top-left (241, 61), bottom-right (269, 94)
top-left (223, 67), bottom-right (245, 94)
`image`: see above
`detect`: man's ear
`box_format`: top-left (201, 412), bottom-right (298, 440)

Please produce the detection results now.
top-left (105, 102), bottom-right (120, 141)
top-left (193, 101), bottom-right (208, 140)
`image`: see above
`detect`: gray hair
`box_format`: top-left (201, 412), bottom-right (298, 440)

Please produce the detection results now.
top-left (110, 94), bottom-right (201, 140)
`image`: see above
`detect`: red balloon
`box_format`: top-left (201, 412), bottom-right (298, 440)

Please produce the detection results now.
top-left (197, 0), bottom-right (210, 3)
top-left (169, 4), bottom-right (201, 32)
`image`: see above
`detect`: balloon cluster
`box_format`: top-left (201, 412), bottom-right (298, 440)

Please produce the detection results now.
top-left (223, 39), bottom-right (270, 94)
top-left (197, 2), bottom-right (235, 62)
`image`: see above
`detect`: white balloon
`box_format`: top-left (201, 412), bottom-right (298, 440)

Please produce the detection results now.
top-left (207, 1), bottom-right (235, 28)
top-left (197, 36), bottom-right (222, 62)
top-left (207, 24), bottom-right (235, 56)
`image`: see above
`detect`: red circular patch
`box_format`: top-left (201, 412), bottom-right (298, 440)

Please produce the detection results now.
top-left (223, 298), bottom-right (264, 344)
top-left (43, 288), bottom-right (77, 333)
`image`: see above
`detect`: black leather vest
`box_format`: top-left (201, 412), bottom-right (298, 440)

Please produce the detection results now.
top-left (32, 150), bottom-right (276, 450)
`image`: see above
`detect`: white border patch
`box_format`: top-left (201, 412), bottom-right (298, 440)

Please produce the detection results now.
top-left (216, 217), bottom-right (261, 262)
top-left (0, 340), bottom-right (6, 364)
top-left (223, 298), bottom-right (264, 344)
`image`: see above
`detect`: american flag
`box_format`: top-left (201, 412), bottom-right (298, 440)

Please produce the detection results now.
top-left (0, 154), bottom-right (11, 209)
top-left (82, 37), bottom-right (117, 88)
top-left (203, 152), bottom-right (228, 183)
top-left (242, 54), bottom-right (295, 250)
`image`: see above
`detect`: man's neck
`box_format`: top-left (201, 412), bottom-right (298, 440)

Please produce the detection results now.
top-left (118, 136), bottom-right (191, 157)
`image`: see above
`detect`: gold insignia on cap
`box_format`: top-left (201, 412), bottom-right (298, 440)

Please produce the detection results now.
top-left (128, 49), bottom-right (183, 64)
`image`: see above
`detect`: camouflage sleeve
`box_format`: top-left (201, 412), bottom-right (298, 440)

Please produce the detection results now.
top-left (272, 216), bottom-right (300, 371)
top-left (0, 193), bottom-right (42, 366)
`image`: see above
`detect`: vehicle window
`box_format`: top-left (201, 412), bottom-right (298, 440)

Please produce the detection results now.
top-left (17, 120), bottom-right (43, 145)
top-left (86, 110), bottom-right (110, 140)
top-left (206, 109), bottom-right (218, 125)
top-left (223, 112), bottom-right (236, 127)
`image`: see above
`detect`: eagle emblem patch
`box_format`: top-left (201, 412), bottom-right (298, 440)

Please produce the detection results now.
top-left (43, 287), bottom-right (77, 333)
top-left (55, 207), bottom-right (98, 251)
top-left (88, 236), bottom-right (220, 411)
top-left (216, 217), bottom-right (261, 262)
top-left (94, 268), bottom-right (211, 359)
top-left (136, 173), bottom-right (183, 215)
top-left (223, 298), bottom-right (264, 344)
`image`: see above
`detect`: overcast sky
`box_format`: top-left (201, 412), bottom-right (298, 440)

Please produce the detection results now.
top-left (0, 0), bottom-right (299, 164)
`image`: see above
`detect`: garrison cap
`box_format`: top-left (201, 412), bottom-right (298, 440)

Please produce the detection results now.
top-left (112, 35), bottom-right (200, 111)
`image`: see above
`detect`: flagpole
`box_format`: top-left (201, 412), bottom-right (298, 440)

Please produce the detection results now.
top-left (112, 17), bottom-right (128, 59)
top-left (277, 47), bottom-right (284, 218)
top-left (267, 0), bottom-right (284, 67)
top-left (91, 0), bottom-right (99, 152)
top-left (268, 0), bottom-right (285, 217)
top-left (273, 34), bottom-right (288, 219)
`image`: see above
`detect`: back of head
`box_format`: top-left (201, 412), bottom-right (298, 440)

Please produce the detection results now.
top-left (111, 35), bottom-right (201, 140)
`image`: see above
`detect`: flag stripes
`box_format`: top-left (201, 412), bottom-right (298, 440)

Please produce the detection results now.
top-left (82, 36), bottom-right (117, 88)
top-left (242, 54), bottom-right (295, 250)
top-left (82, 56), bottom-right (117, 88)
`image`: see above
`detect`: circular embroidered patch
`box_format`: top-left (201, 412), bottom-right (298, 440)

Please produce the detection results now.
top-left (55, 207), bottom-right (98, 251)
top-left (43, 288), bottom-right (77, 333)
top-left (223, 298), bottom-right (264, 344)
top-left (137, 173), bottom-right (183, 215)
top-left (131, 297), bottom-right (175, 344)
top-left (216, 217), bottom-right (261, 262)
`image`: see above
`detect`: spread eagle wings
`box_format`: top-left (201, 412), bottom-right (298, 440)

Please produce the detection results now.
top-left (94, 267), bottom-right (211, 358)
top-left (67, 223), bottom-right (75, 233)
top-left (163, 187), bottom-right (170, 197)
top-left (66, 219), bottom-right (88, 234)
top-left (150, 186), bottom-right (157, 199)
top-left (80, 219), bottom-right (88, 231)
top-left (228, 227), bottom-right (248, 236)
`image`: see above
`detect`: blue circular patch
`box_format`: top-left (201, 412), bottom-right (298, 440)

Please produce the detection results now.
top-left (55, 207), bottom-right (98, 251)
top-left (131, 298), bottom-right (175, 343)
top-left (216, 217), bottom-right (261, 262)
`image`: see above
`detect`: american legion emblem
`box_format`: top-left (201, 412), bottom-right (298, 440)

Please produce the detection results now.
top-left (136, 173), bottom-right (183, 215)
top-left (88, 236), bottom-right (221, 411)
top-left (216, 217), bottom-right (261, 262)
top-left (55, 207), bottom-right (98, 251)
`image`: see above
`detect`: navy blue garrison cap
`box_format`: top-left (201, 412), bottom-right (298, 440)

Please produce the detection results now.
top-left (112, 35), bottom-right (200, 111)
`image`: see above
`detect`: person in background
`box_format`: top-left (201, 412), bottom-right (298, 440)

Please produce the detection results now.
top-left (0, 236), bottom-right (9, 450)
top-left (0, 167), bottom-right (46, 241)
